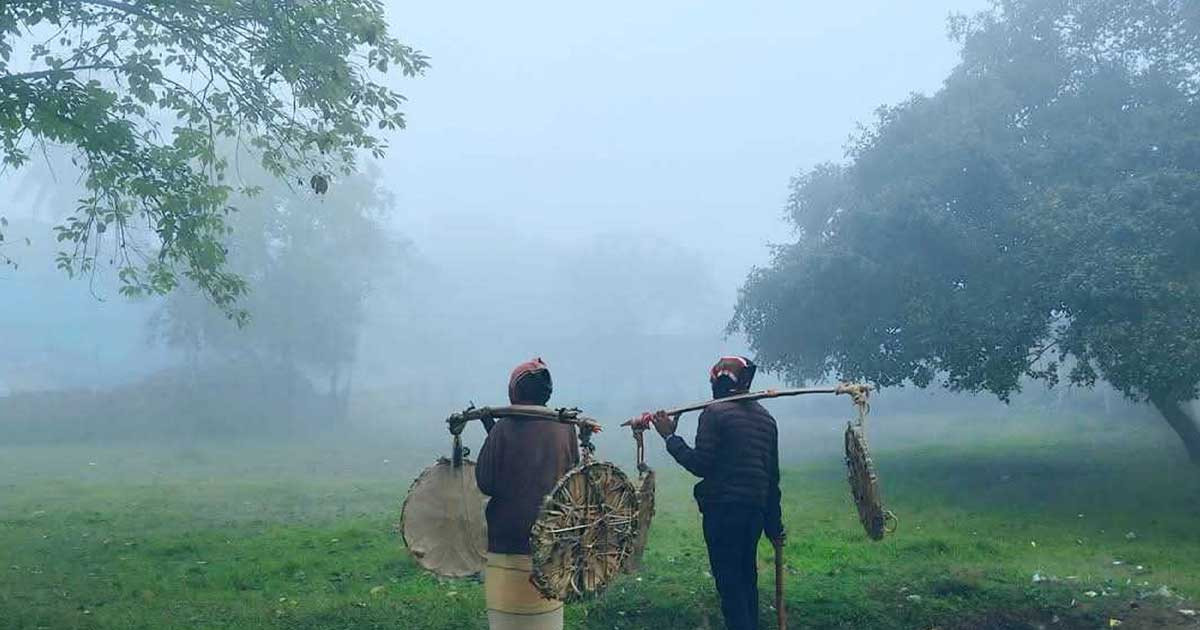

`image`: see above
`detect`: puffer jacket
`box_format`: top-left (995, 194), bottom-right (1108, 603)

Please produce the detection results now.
top-left (665, 400), bottom-right (783, 537)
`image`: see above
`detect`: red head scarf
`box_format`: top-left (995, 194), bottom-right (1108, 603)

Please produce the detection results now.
top-left (508, 357), bottom-right (553, 405)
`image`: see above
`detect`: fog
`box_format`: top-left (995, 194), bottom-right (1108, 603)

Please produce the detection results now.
top-left (7, 0), bottom-right (1161, 455)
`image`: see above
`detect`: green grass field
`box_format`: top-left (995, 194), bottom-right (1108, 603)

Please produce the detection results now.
top-left (2, 418), bottom-right (1199, 630)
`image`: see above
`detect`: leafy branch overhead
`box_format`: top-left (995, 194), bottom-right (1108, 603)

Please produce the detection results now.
top-left (0, 0), bottom-right (428, 319)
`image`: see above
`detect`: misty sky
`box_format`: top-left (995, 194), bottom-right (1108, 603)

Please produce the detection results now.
top-left (2, 1), bottom-right (987, 397)
top-left (360, 0), bottom-right (989, 403)
top-left (384, 0), bottom-right (986, 290)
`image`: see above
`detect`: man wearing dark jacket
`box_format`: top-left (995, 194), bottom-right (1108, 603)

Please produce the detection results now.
top-left (475, 358), bottom-right (578, 630)
top-left (650, 356), bottom-right (784, 630)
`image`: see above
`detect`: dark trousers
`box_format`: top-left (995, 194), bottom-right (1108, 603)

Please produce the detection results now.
top-left (702, 505), bottom-right (765, 630)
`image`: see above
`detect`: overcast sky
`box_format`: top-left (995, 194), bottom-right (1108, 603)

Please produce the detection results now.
top-left (2, 0), bottom-right (988, 395)
top-left (382, 0), bottom-right (987, 291)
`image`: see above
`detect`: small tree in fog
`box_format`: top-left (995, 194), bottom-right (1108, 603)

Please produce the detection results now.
top-left (151, 164), bottom-right (402, 421)
top-left (733, 1), bottom-right (1200, 462)
top-left (0, 2), bottom-right (426, 319)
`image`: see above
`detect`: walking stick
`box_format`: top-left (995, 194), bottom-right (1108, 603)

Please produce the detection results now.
top-left (773, 537), bottom-right (787, 630)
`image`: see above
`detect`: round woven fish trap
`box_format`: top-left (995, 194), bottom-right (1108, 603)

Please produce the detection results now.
top-left (844, 423), bottom-right (890, 541)
top-left (400, 458), bottom-right (488, 578)
top-left (621, 467), bottom-right (656, 574)
top-left (530, 461), bottom-right (639, 602)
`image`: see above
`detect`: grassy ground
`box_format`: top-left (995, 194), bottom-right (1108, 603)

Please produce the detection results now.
top-left (2, 422), bottom-right (1199, 630)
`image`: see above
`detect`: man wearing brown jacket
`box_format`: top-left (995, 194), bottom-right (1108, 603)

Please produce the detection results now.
top-left (475, 358), bottom-right (578, 630)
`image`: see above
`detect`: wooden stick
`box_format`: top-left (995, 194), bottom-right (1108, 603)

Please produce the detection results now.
top-left (620, 384), bottom-right (871, 428)
top-left (447, 405), bottom-right (603, 433)
top-left (774, 538), bottom-right (787, 630)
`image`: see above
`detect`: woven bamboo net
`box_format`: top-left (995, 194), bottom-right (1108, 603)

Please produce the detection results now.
top-left (530, 461), bottom-right (639, 602)
top-left (843, 397), bottom-right (896, 540)
top-left (621, 466), bottom-right (656, 574)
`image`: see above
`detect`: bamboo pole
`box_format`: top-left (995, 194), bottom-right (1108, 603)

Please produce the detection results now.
top-left (447, 404), bottom-right (603, 433)
top-left (620, 384), bottom-right (871, 428)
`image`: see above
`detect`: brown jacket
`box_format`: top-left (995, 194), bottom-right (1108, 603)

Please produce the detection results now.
top-left (475, 415), bottom-right (579, 554)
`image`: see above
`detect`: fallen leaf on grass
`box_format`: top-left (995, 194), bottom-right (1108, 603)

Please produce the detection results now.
top-left (369, 586), bottom-right (385, 596)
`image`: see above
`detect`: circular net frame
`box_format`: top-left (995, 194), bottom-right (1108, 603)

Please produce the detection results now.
top-left (621, 467), bottom-right (656, 574)
top-left (399, 458), bottom-right (489, 578)
top-left (530, 461), bottom-right (639, 602)
top-left (844, 423), bottom-right (891, 541)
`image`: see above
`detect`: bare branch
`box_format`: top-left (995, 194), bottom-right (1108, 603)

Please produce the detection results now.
top-left (0, 63), bottom-right (126, 84)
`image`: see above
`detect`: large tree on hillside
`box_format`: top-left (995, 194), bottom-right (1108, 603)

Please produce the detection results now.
top-left (0, 1), bottom-right (426, 319)
top-left (732, 0), bottom-right (1200, 462)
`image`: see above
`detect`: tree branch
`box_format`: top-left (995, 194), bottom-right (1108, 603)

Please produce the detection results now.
top-left (1026, 339), bottom-right (1061, 366)
top-left (0, 64), bottom-right (125, 84)
top-left (76, 0), bottom-right (179, 31)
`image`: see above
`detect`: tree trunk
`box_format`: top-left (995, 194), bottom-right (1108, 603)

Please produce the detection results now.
top-left (1152, 396), bottom-right (1200, 465)
top-left (339, 365), bottom-right (354, 421)
top-left (329, 364), bottom-right (345, 423)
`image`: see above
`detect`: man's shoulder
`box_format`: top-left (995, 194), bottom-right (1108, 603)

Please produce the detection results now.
top-left (705, 399), bottom-right (775, 418)
top-left (698, 402), bottom-right (727, 422)
top-left (748, 399), bottom-right (776, 418)
top-left (497, 414), bottom-right (577, 436)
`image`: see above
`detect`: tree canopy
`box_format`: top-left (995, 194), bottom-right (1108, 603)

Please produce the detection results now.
top-left (732, 0), bottom-right (1200, 461)
top-left (0, 1), bottom-right (426, 318)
